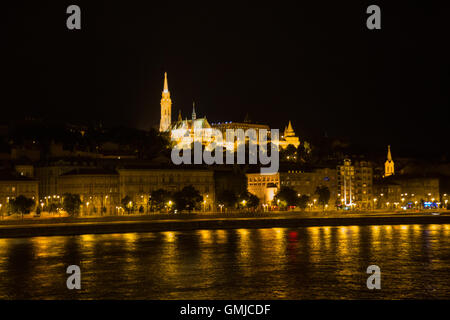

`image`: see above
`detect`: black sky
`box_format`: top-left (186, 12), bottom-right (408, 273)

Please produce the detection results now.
top-left (3, 1), bottom-right (449, 157)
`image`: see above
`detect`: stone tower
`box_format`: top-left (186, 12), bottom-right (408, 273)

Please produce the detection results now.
top-left (192, 102), bottom-right (196, 120)
top-left (159, 72), bottom-right (172, 132)
top-left (384, 145), bottom-right (395, 177)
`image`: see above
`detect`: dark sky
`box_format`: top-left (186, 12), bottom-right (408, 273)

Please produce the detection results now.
top-left (3, 1), bottom-right (449, 156)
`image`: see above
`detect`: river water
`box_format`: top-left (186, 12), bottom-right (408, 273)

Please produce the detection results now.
top-left (0, 224), bottom-right (449, 299)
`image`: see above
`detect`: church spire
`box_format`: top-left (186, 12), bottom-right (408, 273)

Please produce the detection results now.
top-left (178, 109), bottom-right (182, 122)
top-left (284, 120), bottom-right (295, 137)
top-left (163, 72), bottom-right (169, 93)
top-left (287, 120), bottom-right (294, 132)
top-left (384, 145), bottom-right (395, 177)
top-left (159, 72), bottom-right (172, 132)
top-left (387, 145), bottom-right (392, 161)
top-left (192, 101), bottom-right (196, 120)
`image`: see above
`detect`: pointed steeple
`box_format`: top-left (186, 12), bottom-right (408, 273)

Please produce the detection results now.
top-left (163, 72), bottom-right (169, 93)
top-left (287, 120), bottom-right (294, 132)
top-left (192, 101), bottom-right (197, 120)
top-left (284, 120), bottom-right (295, 137)
top-left (384, 145), bottom-right (395, 177)
top-left (160, 72), bottom-right (172, 132)
top-left (178, 110), bottom-right (182, 122)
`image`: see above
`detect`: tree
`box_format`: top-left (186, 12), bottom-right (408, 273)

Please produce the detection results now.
top-left (237, 191), bottom-right (260, 211)
top-left (121, 195), bottom-right (133, 214)
top-left (247, 193), bottom-right (260, 210)
top-left (315, 185), bottom-right (331, 209)
top-left (298, 195), bottom-right (310, 211)
top-left (10, 195), bottom-right (35, 218)
top-left (274, 187), bottom-right (298, 208)
top-left (150, 189), bottom-right (172, 212)
top-left (63, 193), bottom-right (82, 216)
top-left (217, 190), bottom-right (238, 210)
top-left (173, 185), bottom-right (203, 213)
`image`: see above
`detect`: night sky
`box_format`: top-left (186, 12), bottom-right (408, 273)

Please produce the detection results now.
top-left (3, 1), bottom-right (449, 156)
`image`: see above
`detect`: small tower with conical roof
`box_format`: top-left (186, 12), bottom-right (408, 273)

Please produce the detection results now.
top-left (284, 120), bottom-right (295, 137)
top-left (384, 145), bottom-right (395, 177)
top-left (281, 120), bottom-right (300, 149)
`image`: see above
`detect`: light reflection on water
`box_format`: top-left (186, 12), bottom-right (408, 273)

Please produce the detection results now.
top-left (0, 224), bottom-right (449, 299)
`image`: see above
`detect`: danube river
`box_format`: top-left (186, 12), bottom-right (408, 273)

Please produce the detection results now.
top-left (0, 224), bottom-right (449, 299)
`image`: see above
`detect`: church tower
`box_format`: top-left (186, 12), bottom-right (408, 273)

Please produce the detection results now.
top-left (159, 72), bottom-right (172, 132)
top-left (192, 102), bottom-right (197, 120)
top-left (384, 145), bottom-right (395, 177)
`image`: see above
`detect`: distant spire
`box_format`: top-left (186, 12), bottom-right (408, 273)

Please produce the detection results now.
top-left (287, 120), bottom-right (294, 132)
top-left (163, 72), bottom-right (169, 93)
top-left (384, 145), bottom-right (395, 177)
top-left (192, 101), bottom-right (197, 120)
top-left (178, 110), bottom-right (182, 122)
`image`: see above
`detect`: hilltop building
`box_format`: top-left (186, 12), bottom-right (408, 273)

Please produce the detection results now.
top-left (279, 121), bottom-right (300, 149)
top-left (158, 73), bottom-right (300, 150)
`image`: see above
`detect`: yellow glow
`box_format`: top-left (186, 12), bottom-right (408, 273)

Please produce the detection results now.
top-left (198, 230), bottom-right (212, 244)
top-left (214, 229), bottom-right (227, 244)
top-left (164, 231), bottom-right (176, 243)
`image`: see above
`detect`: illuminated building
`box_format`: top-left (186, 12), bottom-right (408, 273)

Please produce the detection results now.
top-left (35, 160), bottom-right (96, 200)
top-left (159, 72), bottom-right (172, 132)
top-left (118, 168), bottom-right (215, 212)
top-left (159, 72), bottom-right (300, 150)
top-left (337, 159), bottom-right (373, 209)
top-left (373, 179), bottom-right (401, 208)
top-left (247, 167), bottom-right (338, 208)
top-left (281, 168), bottom-right (337, 206)
top-left (158, 73), bottom-right (213, 147)
top-left (337, 159), bottom-right (354, 207)
top-left (57, 166), bottom-right (215, 214)
top-left (247, 173), bottom-right (280, 205)
top-left (279, 121), bottom-right (300, 149)
top-left (384, 145), bottom-right (395, 177)
top-left (58, 168), bottom-right (119, 215)
top-left (0, 170), bottom-right (39, 214)
top-left (170, 103), bottom-right (214, 148)
top-left (211, 121), bottom-right (270, 143)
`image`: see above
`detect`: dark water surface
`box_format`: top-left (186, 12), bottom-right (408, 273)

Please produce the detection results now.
top-left (0, 224), bottom-right (449, 299)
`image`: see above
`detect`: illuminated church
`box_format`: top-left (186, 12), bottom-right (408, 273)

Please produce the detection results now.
top-left (384, 145), bottom-right (395, 177)
top-left (279, 120), bottom-right (300, 149)
top-left (159, 72), bottom-right (300, 149)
